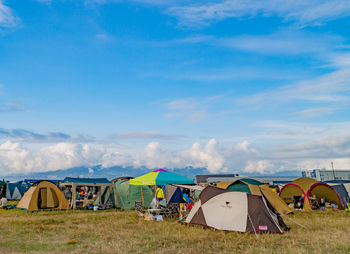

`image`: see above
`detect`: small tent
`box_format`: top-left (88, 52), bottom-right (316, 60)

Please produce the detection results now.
top-left (185, 186), bottom-right (284, 233)
top-left (325, 181), bottom-right (350, 207)
top-left (279, 177), bottom-right (344, 210)
top-left (6, 181), bottom-right (31, 200)
top-left (164, 185), bottom-right (185, 203)
top-left (17, 180), bottom-right (68, 212)
top-left (217, 179), bottom-right (293, 215)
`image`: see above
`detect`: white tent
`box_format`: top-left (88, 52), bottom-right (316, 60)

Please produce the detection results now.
top-left (186, 186), bottom-right (284, 233)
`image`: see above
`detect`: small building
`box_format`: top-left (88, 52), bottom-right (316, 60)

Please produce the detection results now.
top-left (195, 174), bottom-right (297, 185)
top-left (60, 177), bottom-right (111, 209)
top-left (302, 169), bottom-right (350, 181)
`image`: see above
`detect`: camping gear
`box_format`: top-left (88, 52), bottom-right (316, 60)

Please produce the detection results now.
top-left (129, 169), bottom-right (194, 186)
top-left (217, 179), bottom-right (293, 215)
top-left (6, 181), bottom-right (31, 200)
top-left (60, 177), bottom-right (111, 209)
top-left (17, 180), bottom-right (68, 212)
top-left (279, 177), bottom-right (344, 210)
top-left (185, 186), bottom-right (284, 234)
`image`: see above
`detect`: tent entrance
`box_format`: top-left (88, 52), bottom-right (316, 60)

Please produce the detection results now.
top-left (38, 187), bottom-right (60, 209)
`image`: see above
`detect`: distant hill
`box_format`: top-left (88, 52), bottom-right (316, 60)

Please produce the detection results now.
top-left (3, 165), bottom-right (302, 182)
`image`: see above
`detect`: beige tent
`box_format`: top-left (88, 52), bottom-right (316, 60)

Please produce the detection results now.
top-left (17, 181), bottom-right (68, 212)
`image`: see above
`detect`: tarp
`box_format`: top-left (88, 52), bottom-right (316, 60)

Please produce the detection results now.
top-left (172, 184), bottom-right (204, 191)
top-left (129, 169), bottom-right (194, 185)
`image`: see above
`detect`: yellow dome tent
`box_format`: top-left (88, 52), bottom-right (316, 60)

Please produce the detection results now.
top-left (279, 177), bottom-right (344, 211)
top-left (17, 180), bottom-right (68, 212)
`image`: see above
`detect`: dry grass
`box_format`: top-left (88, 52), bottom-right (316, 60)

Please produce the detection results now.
top-left (0, 208), bottom-right (349, 254)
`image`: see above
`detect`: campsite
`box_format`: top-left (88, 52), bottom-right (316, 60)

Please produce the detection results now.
top-left (1, 172), bottom-right (350, 253)
top-left (2, 1), bottom-right (350, 252)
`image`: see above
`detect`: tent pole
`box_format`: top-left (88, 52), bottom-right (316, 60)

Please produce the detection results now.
top-left (248, 215), bottom-right (258, 238)
top-left (280, 214), bottom-right (307, 229)
top-left (140, 186), bottom-right (144, 206)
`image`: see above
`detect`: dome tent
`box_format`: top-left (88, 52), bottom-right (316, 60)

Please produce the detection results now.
top-left (17, 180), bottom-right (68, 212)
top-left (279, 177), bottom-right (344, 210)
top-left (185, 186), bottom-right (286, 234)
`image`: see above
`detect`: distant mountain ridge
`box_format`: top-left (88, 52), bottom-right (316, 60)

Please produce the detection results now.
top-left (3, 165), bottom-right (302, 182)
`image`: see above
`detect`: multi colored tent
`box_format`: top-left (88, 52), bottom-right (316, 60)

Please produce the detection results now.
top-left (17, 180), bottom-right (68, 212)
top-left (217, 179), bottom-right (293, 215)
top-left (279, 177), bottom-right (344, 210)
top-left (185, 186), bottom-right (285, 234)
top-left (129, 169), bottom-right (194, 186)
top-left (6, 181), bottom-right (31, 200)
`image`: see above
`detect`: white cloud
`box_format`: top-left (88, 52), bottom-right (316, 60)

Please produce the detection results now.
top-left (216, 31), bottom-right (342, 56)
top-left (0, 141), bottom-right (106, 174)
top-left (0, 1), bottom-right (18, 27)
top-left (245, 160), bottom-right (274, 174)
top-left (1, 132), bottom-right (350, 175)
top-left (167, 0), bottom-right (350, 28)
top-left (292, 107), bottom-right (334, 118)
top-left (185, 139), bottom-right (225, 172)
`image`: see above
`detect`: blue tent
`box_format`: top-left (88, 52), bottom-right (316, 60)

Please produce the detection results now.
top-left (6, 181), bottom-right (31, 200)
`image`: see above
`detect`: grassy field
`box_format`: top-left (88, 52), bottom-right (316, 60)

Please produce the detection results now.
top-left (0, 208), bottom-right (349, 254)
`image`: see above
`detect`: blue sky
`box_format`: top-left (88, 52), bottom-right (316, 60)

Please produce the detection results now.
top-left (1, 0), bottom-right (350, 175)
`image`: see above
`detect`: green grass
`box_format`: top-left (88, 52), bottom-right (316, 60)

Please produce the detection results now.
top-left (0, 209), bottom-right (349, 253)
